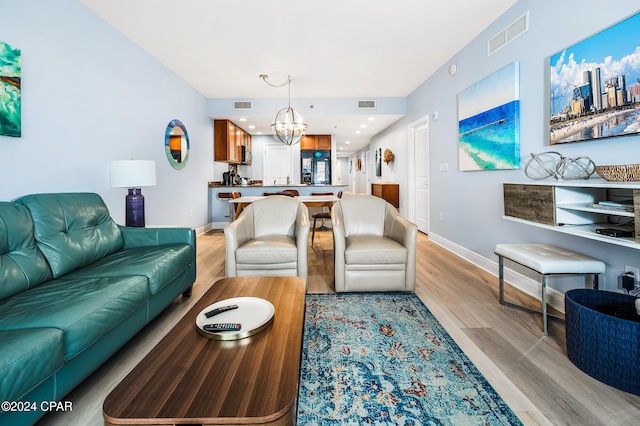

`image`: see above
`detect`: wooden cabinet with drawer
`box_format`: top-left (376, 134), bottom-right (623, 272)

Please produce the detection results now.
top-left (372, 183), bottom-right (399, 208)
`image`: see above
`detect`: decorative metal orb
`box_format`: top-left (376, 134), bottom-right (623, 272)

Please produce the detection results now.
top-left (525, 151), bottom-right (595, 180)
top-left (524, 152), bottom-right (563, 180)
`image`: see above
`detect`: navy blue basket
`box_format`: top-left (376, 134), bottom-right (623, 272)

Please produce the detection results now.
top-left (565, 289), bottom-right (640, 396)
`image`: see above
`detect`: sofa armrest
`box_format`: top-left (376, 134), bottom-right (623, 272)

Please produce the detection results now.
top-left (119, 226), bottom-right (195, 249)
top-left (223, 206), bottom-right (255, 276)
top-left (332, 203), bottom-right (347, 292)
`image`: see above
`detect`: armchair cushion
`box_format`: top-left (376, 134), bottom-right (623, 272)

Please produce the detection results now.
top-left (235, 236), bottom-right (298, 265)
top-left (345, 235), bottom-right (408, 265)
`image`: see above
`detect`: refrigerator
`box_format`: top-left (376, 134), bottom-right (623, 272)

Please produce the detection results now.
top-left (301, 151), bottom-right (331, 185)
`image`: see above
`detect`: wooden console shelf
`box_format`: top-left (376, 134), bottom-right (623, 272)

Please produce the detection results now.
top-left (503, 180), bottom-right (640, 249)
top-left (372, 183), bottom-right (399, 208)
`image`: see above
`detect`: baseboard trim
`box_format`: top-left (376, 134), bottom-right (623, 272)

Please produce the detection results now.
top-left (427, 233), bottom-right (565, 313)
top-left (195, 222), bottom-right (220, 236)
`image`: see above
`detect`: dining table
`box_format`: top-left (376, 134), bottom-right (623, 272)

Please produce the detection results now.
top-left (228, 195), bottom-right (338, 221)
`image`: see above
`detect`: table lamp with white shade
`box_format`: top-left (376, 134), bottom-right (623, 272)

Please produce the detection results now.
top-left (109, 160), bottom-right (157, 227)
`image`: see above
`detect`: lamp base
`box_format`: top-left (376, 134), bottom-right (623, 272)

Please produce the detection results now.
top-left (125, 188), bottom-right (145, 227)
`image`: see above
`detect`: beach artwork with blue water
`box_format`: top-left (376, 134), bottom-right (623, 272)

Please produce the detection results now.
top-left (458, 62), bottom-right (520, 171)
top-left (0, 41), bottom-right (21, 138)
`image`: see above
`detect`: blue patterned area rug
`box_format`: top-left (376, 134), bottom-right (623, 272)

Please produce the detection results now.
top-left (297, 293), bottom-right (523, 425)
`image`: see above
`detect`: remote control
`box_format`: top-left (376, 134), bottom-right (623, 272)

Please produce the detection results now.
top-left (203, 323), bottom-right (242, 332)
top-left (204, 304), bottom-right (239, 318)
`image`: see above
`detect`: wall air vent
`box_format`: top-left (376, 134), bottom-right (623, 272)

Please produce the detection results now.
top-left (487, 11), bottom-right (529, 56)
top-left (357, 100), bottom-right (376, 109)
top-left (233, 101), bottom-right (253, 110)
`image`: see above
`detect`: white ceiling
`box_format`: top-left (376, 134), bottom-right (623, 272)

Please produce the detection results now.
top-left (80, 0), bottom-right (517, 154)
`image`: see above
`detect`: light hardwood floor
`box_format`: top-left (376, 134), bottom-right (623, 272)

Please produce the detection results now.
top-left (37, 230), bottom-right (640, 425)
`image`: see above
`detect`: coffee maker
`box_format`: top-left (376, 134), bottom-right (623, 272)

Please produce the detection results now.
top-left (222, 169), bottom-right (236, 186)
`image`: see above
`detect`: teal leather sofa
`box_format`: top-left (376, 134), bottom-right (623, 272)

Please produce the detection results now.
top-left (0, 193), bottom-right (196, 426)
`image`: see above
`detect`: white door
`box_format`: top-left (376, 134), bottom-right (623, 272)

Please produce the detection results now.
top-left (365, 150), bottom-right (371, 194)
top-left (263, 144), bottom-right (292, 185)
top-left (335, 159), bottom-right (342, 184)
top-left (415, 123), bottom-right (429, 233)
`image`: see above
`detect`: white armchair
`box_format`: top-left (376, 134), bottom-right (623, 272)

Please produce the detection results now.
top-left (332, 195), bottom-right (417, 292)
top-left (224, 196), bottom-right (310, 283)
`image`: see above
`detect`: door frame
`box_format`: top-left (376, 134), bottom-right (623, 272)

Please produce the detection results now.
top-left (407, 115), bottom-right (430, 229)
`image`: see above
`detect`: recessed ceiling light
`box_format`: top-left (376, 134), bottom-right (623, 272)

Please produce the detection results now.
top-left (257, 131), bottom-right (262, 135)
top-left (239, 118), bottom-right (247, 122)
top-left (355, 131), bottom-right (361, 134)
top-left (248, 125), bottom-right (255, 129)
top-left (360, 124), bottom-right (367, 129)
top-left (345, 140), bottom-right (351, 144)
top-left (368, 117), bottom-right (375, 121)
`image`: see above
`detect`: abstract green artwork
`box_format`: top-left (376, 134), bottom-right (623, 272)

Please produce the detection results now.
top-left (0, 41), bottom-right (21, 137)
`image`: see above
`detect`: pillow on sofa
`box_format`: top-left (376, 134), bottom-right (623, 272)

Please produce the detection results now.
top-left (0, 202), bottom-right (53, 301)
top-left (16, 193), bottom-right (123, 278)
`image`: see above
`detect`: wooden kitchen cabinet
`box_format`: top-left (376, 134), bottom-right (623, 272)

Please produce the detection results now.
top-left (214, 119), bottom-right (252, 164)
top-left (300, 134), bottom-right (331, 151)
top-left (372, 183), bottom-right (399, 208)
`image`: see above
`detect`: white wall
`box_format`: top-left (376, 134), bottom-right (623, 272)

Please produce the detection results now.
top-left (1, 0), bottom-right (214, 229)
top-left (372, 0), bottom-right (640, 296)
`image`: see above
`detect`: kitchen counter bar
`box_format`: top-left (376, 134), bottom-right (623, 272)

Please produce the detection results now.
top-left (208, 182), bottom-right (342, 188)
top-left (208, 183), bottom-right (347, 227)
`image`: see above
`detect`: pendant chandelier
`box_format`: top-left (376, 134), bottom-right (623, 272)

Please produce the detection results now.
top-left (260, 74), bottom-right (307, 145)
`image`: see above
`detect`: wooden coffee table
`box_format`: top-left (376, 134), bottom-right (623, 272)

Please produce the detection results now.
top-left (103, 276), bottom-right (306, 426)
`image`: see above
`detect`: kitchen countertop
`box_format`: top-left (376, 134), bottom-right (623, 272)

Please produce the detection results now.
top-left (208, 183), bottom-right (347, 225)
top-left (208, 182), bottom-right (346, 188)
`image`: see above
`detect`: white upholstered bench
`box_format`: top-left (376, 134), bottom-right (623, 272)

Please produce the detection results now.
top-left (495, 243), bottom-right (605, 336)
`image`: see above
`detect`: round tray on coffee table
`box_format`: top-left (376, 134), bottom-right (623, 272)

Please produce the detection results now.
top-left (195, 297), bottom-right (275, 341)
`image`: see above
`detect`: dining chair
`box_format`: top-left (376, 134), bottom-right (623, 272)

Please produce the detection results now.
top-left (309, 191), bottom-right (338, 244)
top-left (231, 191), bottom-right (248, 219)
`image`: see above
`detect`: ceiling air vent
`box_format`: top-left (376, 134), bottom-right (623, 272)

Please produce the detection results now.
top-left (233, 101), bottom-right (252, 110)
top-left (487, 11), bottom-right (529, 56)
top-left (357, 100), bottom-right (376, 109)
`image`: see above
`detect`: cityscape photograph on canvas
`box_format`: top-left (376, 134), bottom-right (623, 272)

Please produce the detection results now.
top-left (550, 11), bottom-right (640, 144)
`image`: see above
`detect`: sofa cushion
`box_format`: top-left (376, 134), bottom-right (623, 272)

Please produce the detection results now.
top-left (0, 328), bottom-right (63, 403)
top-left (0, 203), bottom-right (52, 301)
top-left (65, 244), bottom-right (193, 295)
top-left (236, 236), bottom-right (298, 264)
top-left (339, 195), bottom-right (387, 237)
top-left (16, 193), bottom-right (123, 278)
top-left (345, 235), bottom-right (408, 265)
top-left (0, 276), bottom-right (148, 361)
top-left (252, 196), bottom-right (299, 238)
